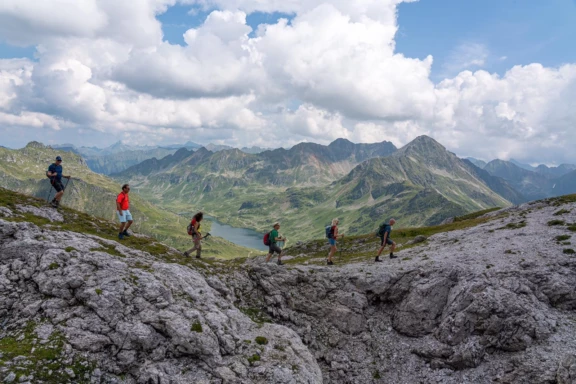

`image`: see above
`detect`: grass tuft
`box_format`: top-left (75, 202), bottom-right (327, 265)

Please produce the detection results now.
top-left (255, 336), bottom-right (268, 345)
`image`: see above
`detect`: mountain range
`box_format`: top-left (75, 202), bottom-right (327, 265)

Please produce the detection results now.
top-left (113, 136), bottom-right (522, 240)
top-left (52, 141), bottom-right (271, 175)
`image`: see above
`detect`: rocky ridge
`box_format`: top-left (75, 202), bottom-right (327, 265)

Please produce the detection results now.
top-left (1, 194), bottom-right (576, 383)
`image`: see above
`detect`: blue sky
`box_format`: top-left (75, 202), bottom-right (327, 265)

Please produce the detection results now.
top-left (396, 0), bottom-right (576, 79)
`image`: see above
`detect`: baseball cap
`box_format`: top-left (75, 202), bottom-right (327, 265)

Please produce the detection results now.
top-left (56, 156), bottom-right (62, 161)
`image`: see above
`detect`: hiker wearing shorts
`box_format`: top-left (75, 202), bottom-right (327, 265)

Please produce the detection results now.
top-left (265, 222), bottom-right (286, 265)
top-left (376, 218), bottom-right (397, 262)
top-left (184, 212), bottom-right (203, 259)
top-left (46, 156), bottom-right (71, 208)
top-left (327, 218), bottom-right (343, 265)
top-left (116, 184), bottom-right (133, 240)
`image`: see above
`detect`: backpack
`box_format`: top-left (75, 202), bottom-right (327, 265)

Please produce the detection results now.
top-left (187, 218), bottom-right (199, 236)
top-left (46, 164), bottom-right (55, 179)
top-left (376, 223), bottom-right (387, 238)
top-left (263, 232), bottom-right (271, 246)
top-left (325, 225), bottom-right (333, 239)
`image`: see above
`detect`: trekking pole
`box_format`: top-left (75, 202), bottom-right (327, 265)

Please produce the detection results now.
top-left (46, 180), bottom-right (54, 203)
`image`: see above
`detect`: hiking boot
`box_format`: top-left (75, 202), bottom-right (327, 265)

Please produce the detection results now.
top-left (50, 201), bottom-right (58, 208)
top-left (389, 253), bottom-right (398, 259)
top-left (196, 255), bottom-right (201, 259)
top-left (183, 251), bottom-right (190, 257)
top-left (118, 233), bottom-right (124, 240)
top-left (122, 230), bottom-right (131, 237)
top-left (327, 260), bottom-right (334, 265)
top-left (277, 260), bottom-right (284, 266)
top-left (375, 257), bottom-right (383, 262)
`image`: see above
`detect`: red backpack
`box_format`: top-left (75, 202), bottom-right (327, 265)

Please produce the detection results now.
top-left (187, 218), bottom-right (198, 236)
top-left (263, 232), bottom-right (271, 246)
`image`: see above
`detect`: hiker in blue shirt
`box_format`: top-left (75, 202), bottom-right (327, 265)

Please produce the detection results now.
top-left (375, 218), bottom-right (397, 262)
top-left (46, 156), bottom-right (71, 208)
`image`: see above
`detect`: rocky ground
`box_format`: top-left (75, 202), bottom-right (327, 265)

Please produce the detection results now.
top-left (1, 193), bottom-right (576, 383)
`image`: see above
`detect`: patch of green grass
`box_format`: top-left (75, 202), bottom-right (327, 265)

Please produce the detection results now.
top-left (548, 220), bottom-right (566, 226)
top-left (274, 344), bottom-right (286, 351)
top-left (556, 235), bottom-right (571, 242)
top-left (497, 221), bottom-right (527, 230)
top-left (133, 261), bottom-right (155, 272)
top-left (567, 225), bottom-right (576, 232)
top-left (554, 209), bottom-right (571, 216)
top-left (48, 262), bottom-right (60, 270)
top-left (90, 242), bottom-right (125, 258)
top-left (0, 320), bottom-right (94, 382)
top-left (247, 354), bottom-right (261, 365)
top-left (548, 194), bottom-right (576, 206)
top-left (95, 288), bottom-right (102, 295)
top-left (504, 250), bottom-right (517, 255)
top-left (190, 321), bottom-right (203, 333)
top-left (453, 207), bottom-right (501, 222)
top-left (402, 257), bottom-right (412, 261)
top-left (239, 307), bottom-right (271, 325)
top-left (243, 340), bottom-right (251, 344)
top-left (563, 249), bottom-right (575, 255)
top-left (373, 370), bottom-right (382, 379)
top-left (255, 336), bottom-right (268, 345)
top-left (64, 246), bottom-right (77, 252)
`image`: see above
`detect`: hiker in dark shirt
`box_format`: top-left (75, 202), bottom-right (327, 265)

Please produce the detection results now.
top-left (46, 156), bottom-right (71, 208)
top-left (184, 212), bottom-right (204, 258)
top-left (265, 222), bottom-right (286, 265)
top-left (376, 219), bottom-right (397, 262)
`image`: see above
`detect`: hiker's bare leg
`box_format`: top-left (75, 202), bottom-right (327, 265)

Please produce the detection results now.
top-left (277, 251), bottom-right (283, 262)
top-left (55, 191), bottom-right (64, 201)
top-left (265, 253), bottom-right (272, 262)
top-left (390, 242), bottom-right (396, 253)
top-left (328, 246), bottom-right (336, 262)
top-left (124, 220), bottom-right (133, 231)
top-left (118, 222), bottom-right (126, 233)
top-left (377, 245), bottom-right (386, 257)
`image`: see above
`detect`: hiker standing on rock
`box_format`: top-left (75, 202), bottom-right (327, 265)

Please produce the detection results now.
top-left (376, 218), bottom-right (397, 262)
top-left (184, 212), bottom-right (203, 259)
top-left (46, 156), bottom-right (71, 208)
top-left (327, 218), bottom-right (343, 266)
top-left (116, 184), bottom-right (134, 240)
top-left (265, 222), bottom-right (286, 265)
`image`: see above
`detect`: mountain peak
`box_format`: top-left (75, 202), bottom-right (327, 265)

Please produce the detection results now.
top-left (398, 135), bottom-right (446, 155)
top-left (25, 141), bottom-right (48, 149)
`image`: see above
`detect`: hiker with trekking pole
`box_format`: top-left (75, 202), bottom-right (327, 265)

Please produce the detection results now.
top-left (264, 222), bottom-right (287, 265)
top-left (375, 218), bottom-right (397, 262)
top-left (326, 218), bottom-right (344, 265)
top-left (184, 211), bottom-right (209, 258)
top-left (46, 156), bottom-right (71, 208)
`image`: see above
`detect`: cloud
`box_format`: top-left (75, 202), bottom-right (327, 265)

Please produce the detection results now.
top-left (0, 0), bottom-right (574, 165)
top-left (442, 43), bottom-right (489, 76)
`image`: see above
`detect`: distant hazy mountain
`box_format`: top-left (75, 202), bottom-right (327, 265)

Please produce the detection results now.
top-left (553, 170), bottom-right (576, 196)
top-left (240, 146), bottom-right (269, 154)
top-left (465, 157), bottom-right (487, 169)
top-left (484, 159), bottom-right (553, 201)
top-left (160, 141), bottom-right (202, 150)
top-left (534, 163), bottom-right (576, 178)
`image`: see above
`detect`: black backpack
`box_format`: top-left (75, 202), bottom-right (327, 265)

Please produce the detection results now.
top-left (376, 223), bottom-right (388, 237)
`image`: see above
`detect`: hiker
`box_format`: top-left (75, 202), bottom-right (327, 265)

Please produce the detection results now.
top-left (376, 218), bottom-right (397, 262)
top-left (184, 212), bottom-right (203, 259)
top-left (265, 222), bottom-right (286, 265)
top-left (327, 218), bottom-right (343, 265)
top-left (46, 156), bottom-right (71, 208)
top-left (116, 184), bottom-right (133, 240)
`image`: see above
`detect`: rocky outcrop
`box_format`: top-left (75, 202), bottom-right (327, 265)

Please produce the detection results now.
top-left (228, 199), bottom-right (576, 383)
top-left (0, 214), bottom-right (321, 383)
top-left (2, 196), bottom-right (576, 383)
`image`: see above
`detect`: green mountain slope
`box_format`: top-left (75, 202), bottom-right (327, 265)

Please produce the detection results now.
top-left (0, 142), bottom-right (257, 258)
top-left (115, 136), bottom-right (516, 241)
